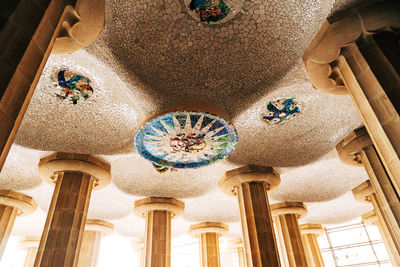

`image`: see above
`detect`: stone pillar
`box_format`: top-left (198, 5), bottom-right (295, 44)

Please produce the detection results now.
top-left (338, 127), bottom-right (400, 263)
top-left (353, 181), bottom-right (400, 265)
top-left (219, 165), bottom-right (281, 267)
top-left (134, 197), bottom-right (184, 267)
top-left (18, 236), bottom-right (41, 267)
top-left (189, 222), bottom-right (228, 267)
top-left (227, 239), bottom-right (246, 267)
top-left (131, 238), bottom-right (145, 267)
top-left (0, 190), bottom-right (36, 259)
top-left (77, 219), bottom-right (113, 267)
top-left (271, 202), bottom-right (308, 267)
top-left (303, 0), bottom-right (400, 195)
top-left (299, 224), bottom-right (325, 267)
top-left (34, 152), bottom-right (110, 267)
top-left (0, 0), bottom-right (105, 172)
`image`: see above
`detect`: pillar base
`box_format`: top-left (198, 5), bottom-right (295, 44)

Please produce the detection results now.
top-left (0, 190), bottom-right (36, 216)
top-left (189, 222), bottom-right (229, 237)
top-left (271, 202), bottom-right (307, 218)
top-left (134, 197), bottom-right (184, 218)
top-left (352, 181), bottom-right (374, 203)
top-left (299, 224), bottom-right (324, 236)
top-left (336, 127), bottom-right (372, 166)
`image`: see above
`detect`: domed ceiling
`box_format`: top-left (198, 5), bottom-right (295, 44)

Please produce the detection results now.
top-left (1, 0), bottom-right (374, 243)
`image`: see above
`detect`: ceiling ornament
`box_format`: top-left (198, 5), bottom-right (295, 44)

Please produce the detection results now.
top-left (261, 98), bottom-right (301, 125)
top-left (52, 69), bottom-right (93, 104)
top-left (185, 0), bottom-right (245, 24)
top-left (134, 111), bottom-right (238, 169)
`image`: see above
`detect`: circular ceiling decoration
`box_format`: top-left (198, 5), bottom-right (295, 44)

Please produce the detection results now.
top-left (134, 111), bottom-right (238, 169)
top-left (185, 0), bottom-right (245, 24)
top-left (52, 69), bottom-right (93, 104)
top-left (261, 98), bottom-right (301, 125)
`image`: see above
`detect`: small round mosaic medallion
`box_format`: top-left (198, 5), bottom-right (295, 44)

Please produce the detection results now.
top-left (51, 69), bottom-right (93, 104)
top-left (262, 98), bottom-right (301, 125)
top-left (134, 111), bottom-right (238, 169)
top-left (184, 0), bottom-right (245, 24)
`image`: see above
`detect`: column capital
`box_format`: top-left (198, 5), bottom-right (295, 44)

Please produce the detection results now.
top-left (299, 224), bottom-right (324, 236)
top-left (38, 152), bottom-right (111, 190)
top-left (0, 190), bottom-right (36, 216)
top-left (271, 202), bottom-right (307, 218)
top-left (189, 222), bottom-right (229, 237)
top-left (352, 180), bottom-right (374, 203)
top-left (336, 127), bottom-right (372, 166)
top-left (134, 197), bottom-right (184, 218)
top-left (218, 165), bottom-right (280, 196)
top-left (131, 237), bottom-right (145, 249)
top-left (361, 210), bottom-right (378, 225)
top-left (18, 236), bottom-right (40, 250)
top-left (85, 219), bottom-right (113, 236)
top-left (227, 238), bottom-right (244, 250)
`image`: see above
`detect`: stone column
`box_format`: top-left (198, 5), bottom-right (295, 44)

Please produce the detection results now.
top-left (34, 152), bottom-right (111, 267)
top-left (227, 239), bottom-right (246, 267)
top-left (134, 197), bottom-right (184, 267)
top-left (77, 219), bottom-right (113, 267)
top-left (302, 0), bottom-right (400, 194)
top-left (18, 236), bottom-right (41, 267)
top-left (338, 127), bottom-right (400, 262)
top-left (0, 0), bottom-right (105, 172)
top-left (189, 222), bottom-right (228, 267)
top-left (271, 202), bottom-right (308, 267)
top-left (0, 190), bottom-right (36, 259)
top-left (219, 165), bottom-right (281, 267)
top-left (353, 181), bottom-right (400, 265)
top-left (131, 238), bottom-right (145, 267)
top-left (299, 224), bottom-right (325, 267)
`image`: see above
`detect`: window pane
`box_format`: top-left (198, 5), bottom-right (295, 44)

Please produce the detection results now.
top-left (318, 234), bottom-right (330, 249)
top-left (365, 225), bottom-right (382, 241)
top-left (333, 245), bottom-right (376, 265)
top-left (373, 243), bottom-right (390, 261)
top-left (380, 262), bottom-right (393, 267)
top-left (321, 251), bottom-right (335, 267)
top-left (329, 227), bottom-right (369, 247)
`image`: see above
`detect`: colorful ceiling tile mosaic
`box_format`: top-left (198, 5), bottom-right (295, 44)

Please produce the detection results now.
top-left (185, 0), bottom-right (245, 24)
top-left (262, 98), bottom-right (301, 124)
top-left (52, 69), bottom-right (93, 104)
top-left (134, 111), bottom-right (238, 169)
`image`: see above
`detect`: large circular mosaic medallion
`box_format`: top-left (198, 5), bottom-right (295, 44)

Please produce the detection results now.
top-left (184, 0), bottom-right (245, 24)
top-left (134, 111), bottom-right (238, 169)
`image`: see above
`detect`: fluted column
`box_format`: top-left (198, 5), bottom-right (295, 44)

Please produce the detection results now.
top-left (219, 165), bottom-right (281, 267)
top-left (299, 224), bottom-right (325, 267)
top-left (0, 190), bottom-right (36, 259)
top-left (338, 127), bottom-right (400, 264)
top-left (303, 0), bottom-right (400, 196)
top-left (77, 219), bottom-right (113, 267)
top-left (353, 181), bottom-right (400, 265)
top-left (271, 202), bottom-right (308, 267)
top-left (189, 222), bottom-right (228, 267)
top-left (134, 197), bottom-right (184, 267)
top-left (227, 239), bottom-right (246, 267)
top-left (34, 152), bottom-right (111, 267)
top-left (131, 238), bottom-right (145, 267)
top-left (18, 236), bottom-right (41, 267)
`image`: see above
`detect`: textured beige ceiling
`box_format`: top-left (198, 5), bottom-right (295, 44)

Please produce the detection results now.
top-left (2, 0), bottom-right (372, 240)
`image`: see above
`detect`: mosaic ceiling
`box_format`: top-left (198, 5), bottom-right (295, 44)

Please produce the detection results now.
top-left (2, 0), bottom-right (374, 240)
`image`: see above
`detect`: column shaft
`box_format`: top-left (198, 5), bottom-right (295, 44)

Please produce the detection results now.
top-left (233, 246), bottom-right (246, 267)
top-left (338, 42), bottom-right (400, 195)
top-left (0, 205), bottom-right (18, 258)
top-left (34, 171), bottom-right (94, 267)
top-left (77, 230), bottom-right (101, 267)
top-left (274, 214), bottom-right (307, 267)
top-left (301, 234), bottom-right (324, 267)
top-left (24, 246), bottom-right (39, 267)
top-left (0, 0), bottom-right (74, 171)
top-left (238, 182), bottom-right (280, 267)
top-left (199, 232), bottom-right (221, 267)
top-left (145, 210), bottom-right (171, 267)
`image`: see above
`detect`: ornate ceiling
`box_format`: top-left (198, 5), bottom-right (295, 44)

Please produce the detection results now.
top-left (1, 0), bottom-right (372, 240)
